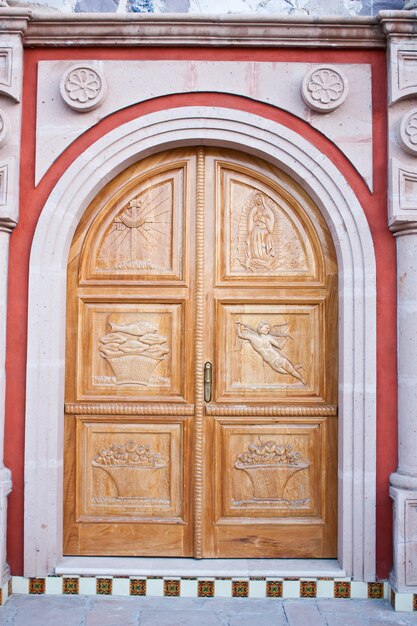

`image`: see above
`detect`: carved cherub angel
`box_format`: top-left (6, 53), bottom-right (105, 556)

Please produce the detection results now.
top-left (236, 320), bottom-right (305, 384)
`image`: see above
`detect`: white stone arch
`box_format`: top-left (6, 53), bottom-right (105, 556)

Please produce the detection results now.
top-left (24, 107), bottom-right (376, 581)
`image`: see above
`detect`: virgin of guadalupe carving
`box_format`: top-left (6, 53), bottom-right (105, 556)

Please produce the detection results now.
top-left (97, 184), bottom-right (173, 272)
top-left (99, 319), bottom-right (170, 386)
top-left (234, 189), bottom-right (307, 274)
top-left (236, 320), bottom-right (305, 384)
top-left (246, 192), bottom-right (276, 269)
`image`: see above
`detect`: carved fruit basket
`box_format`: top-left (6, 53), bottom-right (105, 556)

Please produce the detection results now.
top-left (235, 460), bottom-right (309, 500)
top-left (105, 354), bottom-right (162, 385)
top-left (92, 461), bottom-right (166, 498)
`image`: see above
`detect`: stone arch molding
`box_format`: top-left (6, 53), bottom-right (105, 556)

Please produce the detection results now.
top-left (24, 107), bottom-right (376, 581)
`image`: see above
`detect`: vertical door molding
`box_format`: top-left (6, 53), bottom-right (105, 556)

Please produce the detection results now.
top-left (24, 107), bottom-right (376, 581)
top-left (193, 148), bottom-right (206, 558)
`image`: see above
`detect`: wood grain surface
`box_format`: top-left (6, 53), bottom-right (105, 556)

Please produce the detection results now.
top-left (64, 147), bottom-right (337, 558)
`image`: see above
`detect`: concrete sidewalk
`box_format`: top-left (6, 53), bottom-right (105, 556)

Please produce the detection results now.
top-left (1, 595), bottom-right (417, 626)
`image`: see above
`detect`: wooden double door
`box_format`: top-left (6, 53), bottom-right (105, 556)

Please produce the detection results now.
top-left (64, 147), bottom-right (337, 558)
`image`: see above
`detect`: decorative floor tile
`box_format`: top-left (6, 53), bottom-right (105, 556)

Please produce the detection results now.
top-left (334, 581), bottom-right (351, 598)
top-left (63, 577), bottom-right (79, 595)
top-left (4, 574), bottom-right (412, 610)
top-left (146, 578), bottom-right (164, 596)
top-left (368, 582), bottom-right (384, 599)
top-left (45, 576), bottom-right (63, 595)
top-left (129, 579), bottom-right (146, 596)
top-left (350, 581), bottom-right (368, 599)
top-left (13, 577), bottom-right (29, 594)
top-left (179, 579), bottom-right (198, 597)
top-left (392, 591), bottom-right (414, 612)
top-left (78, 577), bottom-right (97, 595)
top-left (96, 578), bottom-right (112, 595)
top-left (266, 581), bottom-right (282, 597)
top-left (198, 580), bottom-right (214, 597)
top-left (317, 580), bottom-right (334, 598)
top-left (111, 578), bottom-right (129, 596)
top-left (164, 579), bottom-right (180, 596)
top-left (283, 580), bottom-right (300, 598)
top-left (249, 580), bottom-right (266, 598)
top-left (214, 579), bottom-right (232, 597)
top-left (232, 581), bottom-right (248, 597)
top-left (300, 580), bottom-right (317, 597)
top-left (29, 578), bottom-right (46, 594)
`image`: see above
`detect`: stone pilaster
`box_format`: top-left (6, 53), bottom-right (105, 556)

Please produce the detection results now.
top-left (0, 9), bottom-right (29, 586)
top-left (380, 9), bottom-right (417, 593)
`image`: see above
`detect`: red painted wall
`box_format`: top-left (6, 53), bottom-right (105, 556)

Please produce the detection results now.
top-left (4, 47), bottom-right (395, 579)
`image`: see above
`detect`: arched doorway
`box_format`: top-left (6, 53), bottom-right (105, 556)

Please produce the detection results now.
top-left (63, 147), bottom-right (337, 558)
top-left (24, 108), bottom-right (376, 579)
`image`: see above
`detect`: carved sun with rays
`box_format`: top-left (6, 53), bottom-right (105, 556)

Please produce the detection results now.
top-left (97, 183), bottom-right (173, 272)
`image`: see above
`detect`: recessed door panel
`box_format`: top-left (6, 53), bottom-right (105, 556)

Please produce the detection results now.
top-left (216, 420), bottom-right (325, 521)
top-left (77, 300), bottom-right (185, 401)
top-left (215, 301), bottom-right (324, 402)
top-left (77, 418), bottom-right (184, 522)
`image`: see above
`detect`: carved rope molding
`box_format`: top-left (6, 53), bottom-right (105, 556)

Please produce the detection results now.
top-left (205, 405), bottom-right (337, 416)
top-left (65, 403), bottom-right (194, 415)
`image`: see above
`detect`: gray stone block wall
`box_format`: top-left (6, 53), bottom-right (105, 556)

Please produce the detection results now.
top-left (8, 0), bottom-right (409, 18)
top-left (74, 0), bottom-right (410, 16)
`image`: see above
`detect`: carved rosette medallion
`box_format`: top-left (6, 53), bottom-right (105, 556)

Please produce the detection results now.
top-left (60, 64), bottom-right (106, 112)
top-left (301, 66), bottom-right (349, 113)
top-left (234, 439), bottom-right (310, 504)
top-left (399, 108), bottom-right (417, 156)
top-left (0, 109), bottom-right (9, 146)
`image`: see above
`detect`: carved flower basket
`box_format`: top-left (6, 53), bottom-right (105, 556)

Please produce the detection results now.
top-left (92, 461), bottom-right (166, 498)
top-left (105, 354), bottom-right (162, 385)
top-left (235, 460), bottom-right (309, 501)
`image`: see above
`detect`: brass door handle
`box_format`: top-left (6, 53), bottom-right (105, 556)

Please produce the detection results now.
top-left (204, 362), bottom-right (212, 403)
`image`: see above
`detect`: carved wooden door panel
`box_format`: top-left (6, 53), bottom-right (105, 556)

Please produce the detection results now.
top-left (64, 148), bottom-right (337, 558)
top-left (201, 151), bottom-right (337, 557)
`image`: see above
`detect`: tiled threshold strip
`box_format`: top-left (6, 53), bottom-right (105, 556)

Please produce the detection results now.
top-left (0, 577), bottom-right (416, 612)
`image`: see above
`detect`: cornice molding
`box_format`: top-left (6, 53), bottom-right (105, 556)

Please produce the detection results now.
top-left (0, 217), bottom-right (17, 233)
top-left (379, 9), bottom-right (417, 38)
top-left (22, 13), bottom-right (385, 48)
top-left (389, 221), bottom-right (417, 236)
top-left (0, 9), bottom-right (31, 35)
